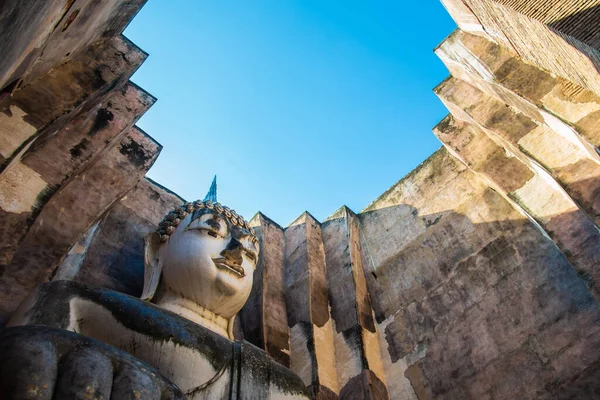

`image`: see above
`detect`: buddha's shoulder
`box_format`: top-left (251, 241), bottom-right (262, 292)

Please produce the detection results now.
top-left (10, 280), bottom-right (152, 327)
top-left (10, 281), bottom-right (231, 352)
top-left (10, 281), bottom-right (310, 398)
top-left (13, 279), bottom-right (139, 308)
top-left (8, 280), bottom-right (112, 329)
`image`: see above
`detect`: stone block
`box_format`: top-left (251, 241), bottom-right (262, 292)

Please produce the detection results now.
top-left (437, 30), bottom-right (600, 150)
top-left (68, 178), bottom-right (183, 296)
top-left (242, 212), bottom-right (290, 367)
top-left (1, 35), bottom-right (147, 163)
top-left (322, 206), bottom-right (388, 398)
top-left (22, 81), bottom-right (155, 188)
top-left (448, 0), bottom-right (600, 95)
top-left (285, 212), bottom-right (339, 398)
top-left (0, 126), bottom-right (160, 322)
top-left (0, 0), bottom-right (148, 90)
top-left (435, 87), bottom-right (600, 299)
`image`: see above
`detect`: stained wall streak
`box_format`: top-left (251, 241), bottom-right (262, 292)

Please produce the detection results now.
top-left (322, 206), bottom-right (388, 399)
top-left (243, 212), bottom-right (290, 367)
top-left (371, 0), bottom-right (600, 397)
top-left (1, 127), bottom-right (160, 320)
top-left (74, 178), bottom-right (184, 296)
top-left (447, 0), bottom-right (600, 96)
top-left (0, 0), bottom-right (148, 91)
top-left (285, 212), bottom-right (340, 399)
top-left (0, 0), bottom-right (152, 325)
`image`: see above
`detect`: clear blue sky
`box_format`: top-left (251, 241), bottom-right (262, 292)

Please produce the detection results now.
top-left (124, 1), bottom-right (457, 225)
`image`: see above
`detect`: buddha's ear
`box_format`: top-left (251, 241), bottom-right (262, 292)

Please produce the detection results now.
top-left (227, 316), bottom-right (235, 340)
top-left (141, 232), bottom-right (163, 301)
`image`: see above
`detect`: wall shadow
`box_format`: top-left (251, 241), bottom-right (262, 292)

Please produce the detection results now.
top-left (548, 5), bottom-right (600, 75)
top-left (356, 200), bottom-right (600, 399)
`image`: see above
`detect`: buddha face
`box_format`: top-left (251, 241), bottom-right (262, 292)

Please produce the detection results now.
top-left (156, 208), bottom-right (259, 319)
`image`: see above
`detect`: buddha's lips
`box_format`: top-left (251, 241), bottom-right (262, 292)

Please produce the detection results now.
top-left (212, 258), bottom-right (245, 277)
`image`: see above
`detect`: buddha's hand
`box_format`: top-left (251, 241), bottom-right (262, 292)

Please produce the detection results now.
top-left (0, 326), bottom-right (184, 400)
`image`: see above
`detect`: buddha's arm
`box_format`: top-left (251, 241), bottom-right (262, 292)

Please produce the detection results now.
top-left (7, 280), bottom-right (310, 399)
top-left (7, 280), bottom-right (234, 396)
top-left (0, 325), bottom-right (184, 399)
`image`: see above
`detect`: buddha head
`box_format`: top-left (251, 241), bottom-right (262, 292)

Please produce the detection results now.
top-left (142, 200), bottom-right (259, 338)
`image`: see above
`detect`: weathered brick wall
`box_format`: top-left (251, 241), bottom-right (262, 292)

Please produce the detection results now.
top-left (242, 212), bottom-right (290, 367)
top-left (0, 0), bottom-right (155, 325)
top-left (396, 1), bottom-right (600, 398)
top-left (445, 0), bottom-right (600, 96)
top-left (0, 0), bottom-right (148, 92)
top-left (71, 178), bottom-right (184, 296)
top-left (358, 149), bottom-right (600, 399)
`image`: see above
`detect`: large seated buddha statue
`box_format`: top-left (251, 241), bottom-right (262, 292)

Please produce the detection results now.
top-left (0, 199), bottom-right (309, 399)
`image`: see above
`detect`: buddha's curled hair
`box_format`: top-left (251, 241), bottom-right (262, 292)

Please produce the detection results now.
top-left (156, 200), bottom-right (257, 244)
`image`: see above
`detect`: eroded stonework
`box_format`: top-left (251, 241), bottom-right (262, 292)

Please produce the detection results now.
top-left (1, 0), bottom-right (600, 399)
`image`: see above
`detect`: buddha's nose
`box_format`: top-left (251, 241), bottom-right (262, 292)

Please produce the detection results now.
top-left (221, 237), bottom-right (243, 266)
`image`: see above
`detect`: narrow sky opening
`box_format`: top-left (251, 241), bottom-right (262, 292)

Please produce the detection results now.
top-left (125, 1), bottom-right (457, 225)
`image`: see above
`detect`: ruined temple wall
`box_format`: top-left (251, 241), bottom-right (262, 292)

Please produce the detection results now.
top-left (244, 212), bottom-right (291, 368)
top-left (284, 212), bottom-right (341, 399)
top-left (369, 1), bottom-right (600, 398)
top-left (322, 207), bottom-right (389, 399)
top-left (433, 1), bottom-right (600, 306)
top-left (442, 0), bottom-right (600, 96)
top-left (324, 3), bottom-right (600, 396)
top-left (68, 178), bottom-right (184, 296)
top-left (277, 135), bottom-right (600, 399)
top-left (0, 0), bottom-right (156, 324)
top-left (0, 0), bottom-right (148, 93)
top-left (356, 148), bottom-right (600, 399)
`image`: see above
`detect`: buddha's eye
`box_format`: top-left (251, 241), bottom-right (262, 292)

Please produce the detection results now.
top-left (244, 250), bottom-right (257, 263)
top-left (186, 215), bottom-right (226, 238)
